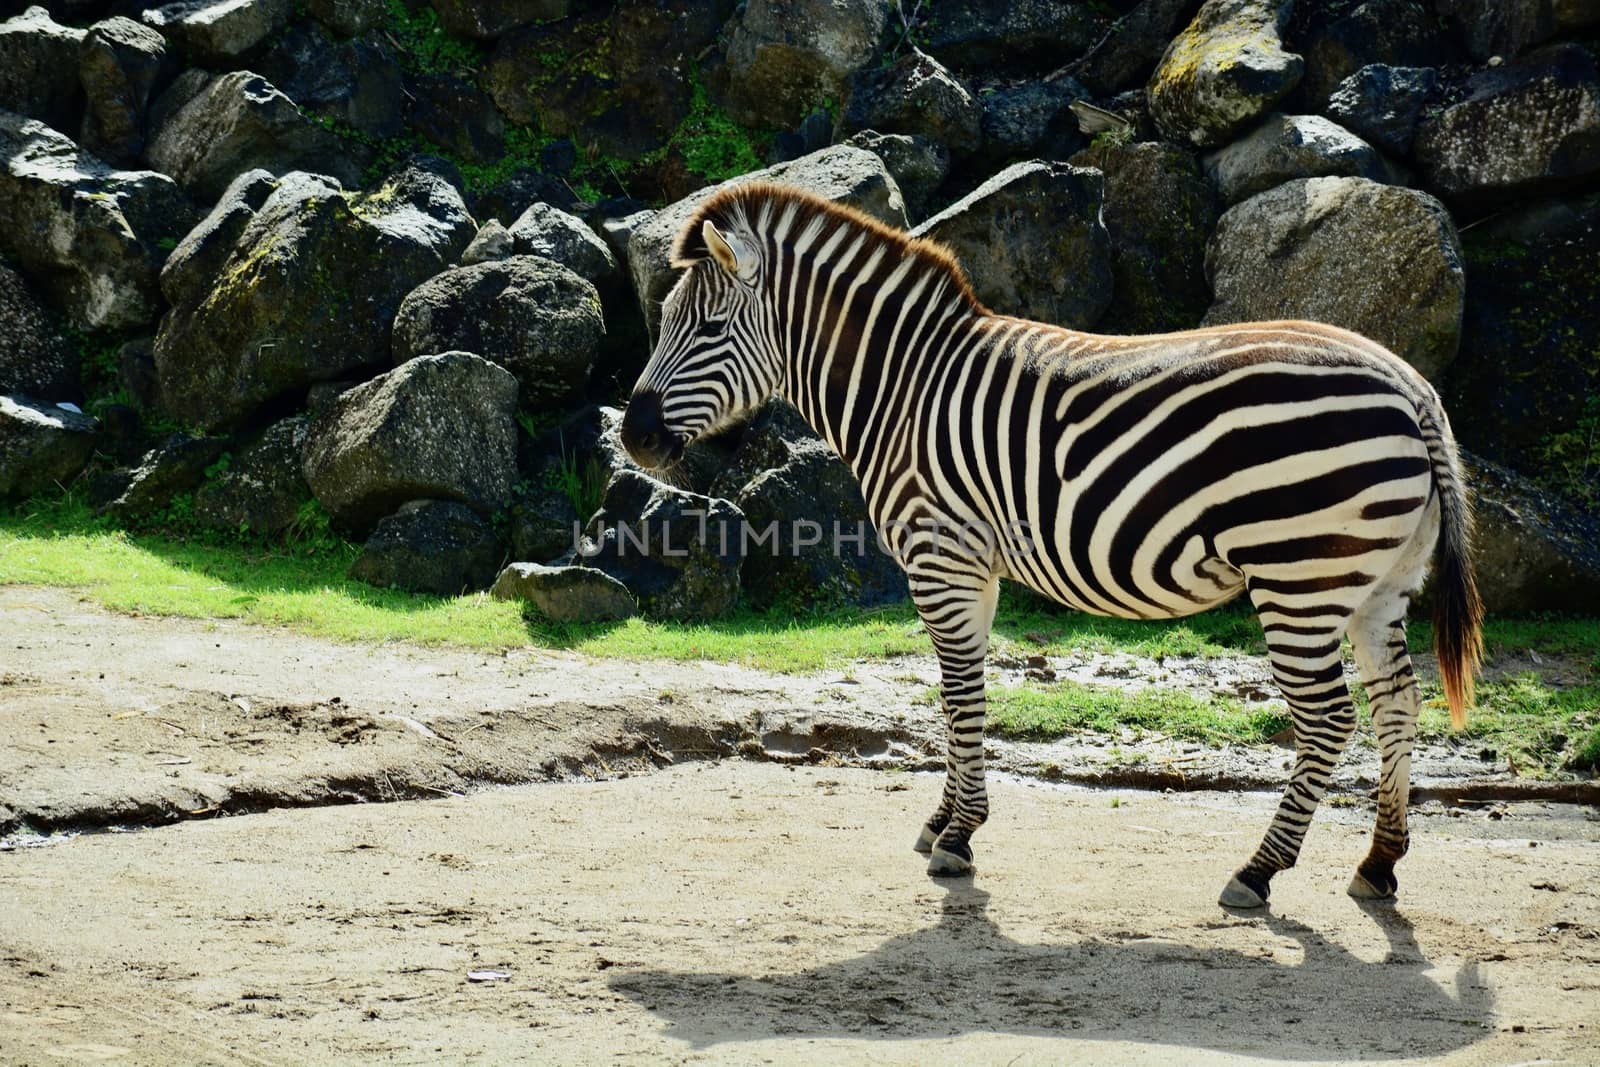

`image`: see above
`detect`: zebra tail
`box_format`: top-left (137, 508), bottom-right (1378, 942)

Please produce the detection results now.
top-left (1425, 414), bottom-right (1483, 730)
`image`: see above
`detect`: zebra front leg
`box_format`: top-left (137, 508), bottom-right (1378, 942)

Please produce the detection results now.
top-left (910, 573), bottom-right (998, 877)
top-left (1347, 603), bottom-right (1421, 900)
top-left (1221, 623), bottom-right (1358, 908)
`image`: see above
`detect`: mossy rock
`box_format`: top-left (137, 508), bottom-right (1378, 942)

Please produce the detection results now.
top-left (485, 0), bottom-right (732, 162)
top-left (154, 166), bottom-right (475, 432)
top-left (1147, 0), bottom-right (1303, 148)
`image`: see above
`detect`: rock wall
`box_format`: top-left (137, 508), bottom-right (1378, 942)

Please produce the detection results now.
top-left (1, 0), bottom-right (1597, 617)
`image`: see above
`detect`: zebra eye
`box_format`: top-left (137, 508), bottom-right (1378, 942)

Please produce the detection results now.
top-left (695, 319), bottom-right (725, 338)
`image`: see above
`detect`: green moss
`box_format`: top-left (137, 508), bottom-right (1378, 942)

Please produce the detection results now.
top-left (670, 77), bottom-right (766, 184)
top-left (384, 0), bottom-right (481, 77)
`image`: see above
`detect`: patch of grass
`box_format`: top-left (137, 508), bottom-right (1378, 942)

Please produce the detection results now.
top-left (669, 76), bottom-right (766, 184)
top-left (990, 589), bottom-right (1266, 660)
top-left (5, 486), bottom-right (1598, 756)
top-left (0, 490), bottom-right (929, 668)
top-left (980, 681), bottom-right (1290, 746)
top-left (973, 667), bottom-right (1598, 779)
top-left (1414, 673), bottom-right (1600, 778)
top-left (384, 0), bottom-right (481, 77)
top-left (542, 434), bottom-right (608, 522)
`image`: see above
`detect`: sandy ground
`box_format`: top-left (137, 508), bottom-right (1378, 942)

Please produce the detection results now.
top-left (1, 586), bottom-right (1597, 1064)
top-left (2, 764), bottom-right (1597, 1065)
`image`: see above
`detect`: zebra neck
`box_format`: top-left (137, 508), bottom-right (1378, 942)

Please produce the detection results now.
top-left (774, 259), bottom-right (983, 481)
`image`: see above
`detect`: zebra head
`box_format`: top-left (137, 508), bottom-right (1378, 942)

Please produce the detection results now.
top-left (622, 196), bottom-right (783, 470)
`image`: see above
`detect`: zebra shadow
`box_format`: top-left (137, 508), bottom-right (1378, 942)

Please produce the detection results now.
top-left (607, 883), bottom-right (1491, 1058)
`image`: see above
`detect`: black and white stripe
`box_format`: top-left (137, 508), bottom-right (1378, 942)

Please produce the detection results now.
top-left (623, 183), bottom-right (1483, 907)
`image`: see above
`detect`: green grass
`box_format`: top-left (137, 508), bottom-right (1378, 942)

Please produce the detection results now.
top-left (3, 492), bottom-right (1596, 774)
top-left (973, 670), bottom-right (1599, 778)
top-left (981, 682), bottom-right (1290, 746)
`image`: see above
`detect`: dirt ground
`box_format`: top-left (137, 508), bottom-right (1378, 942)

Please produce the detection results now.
top-left (1, 587), bottom-right (1597, 1064)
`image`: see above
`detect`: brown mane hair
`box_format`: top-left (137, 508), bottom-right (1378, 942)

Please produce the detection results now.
top-left (671, 180), bottom-right (989, 315)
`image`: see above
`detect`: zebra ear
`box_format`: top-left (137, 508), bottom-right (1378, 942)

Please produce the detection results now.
top-left (702, 220), bottom-right (754, 281)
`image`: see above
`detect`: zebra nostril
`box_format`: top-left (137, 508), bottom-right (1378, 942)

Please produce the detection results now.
top-left (621, 390), bottom-right (671, 466)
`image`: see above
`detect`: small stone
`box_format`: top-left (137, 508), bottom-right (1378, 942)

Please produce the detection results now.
top-left (506, 202), bottom-right (617, 283)
top-left (491, 562), bottom-right (636, 622)
top-left (1202, 113), bottom-right (1385, 205)
top-left (461, 219), bottom-right (513, 265)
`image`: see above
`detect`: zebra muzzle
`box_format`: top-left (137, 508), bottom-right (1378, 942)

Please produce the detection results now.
top-left (620, 391), bottom-right (685, 470)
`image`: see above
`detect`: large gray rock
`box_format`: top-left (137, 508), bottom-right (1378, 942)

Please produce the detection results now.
top-left (145, 70), bottom-right (360, 202)
top-left (1070, 139), bottom-right (1221, 334)
top-left (843, 130), bottom-right (949, 224)
top-left (579, 469), bottom-right (744, 622)
top-left (1325, 64), bottom-right (1438, 157)
top-left (978, 76), bottom-right (1089, 161)
top-left (1202, 113), bottom-right (1386, 205)
top-left (839, 50), bottom-right (982, 153)
top-left (305, 0), bottom-right (386, 37)
top-left (1435, 0), bottom-right (1559, 63)
top-left (0, 7), bottom-right (85, 134)
top-left (0, 113), bottom-right (194, 332)
top-left (1147, 0), bottom-right (1303, 148)
top-left (428, 0), bottom-right (569, 40)
top-left (1069, 0), bottom-right (1200, 95)
top-left (0, 265), bottom-right (78, 403)
top-left (1294, 0), bottom-right (1455, 109)
top-left (491, 562), bottom-right (636, 622)
top-left (922, 0), bottom-right (1106, 74)
top-left (710, 401), bottom-right (906, 611)
top-left (0, 394), bottom-right (96, 499)
top-left (255, 23), bottom-right (404, 141)
top-left (192, 415), bottom-right (310, 536)
top-left (1414, 44), bottom-right (1600, 207)
top-left (507, 203), bottom-right (617, 284)
top-left (141, 0), bottom-right (293, 63)
top-left (1466, 454), bottom-right (1600, 615)
top-left (391, 257), bottom-right (604, 413)
top-left (723, 0), bottom-right (890, 127)
top-left (349, 499), bottom-right (504, 596)
top-left (154, 166), bottom-right (476, 432)
top-left (302, 352), bottom-right (519, 534)
top-left (628, 144), bottom-right (907, 337)
top-left (78, 16), bottom-right (173, 166)
top-left (1204, 176), bottom-right (1465, 380)
top-left (913, 161), bottom-right (1113, 329)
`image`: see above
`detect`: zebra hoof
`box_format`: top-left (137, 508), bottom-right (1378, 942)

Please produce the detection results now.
top-left (913, 824), bottom-right (938, 855)
top-left (927, 846), bottom-right (973, 877)
top-left (1219, 875), bottom-right (1266, 909)
top-left (1347, 872), bottom-right (1397, 901)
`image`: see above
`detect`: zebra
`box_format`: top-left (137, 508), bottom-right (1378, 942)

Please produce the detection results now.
top-left (620, 181), bottom-right (1483, 909)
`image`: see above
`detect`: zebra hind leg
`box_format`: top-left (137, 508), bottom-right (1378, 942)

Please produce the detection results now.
top-left (1221, 598), bottom-right (1359, 909)
top-left (1347, 593), bottom-right (1423, 901)
top-left (910, 574), bottom-right (998, 877)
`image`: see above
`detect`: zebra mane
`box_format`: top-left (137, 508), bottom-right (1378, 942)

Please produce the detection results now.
top-left (671, 181), bottom-right (987, 314)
